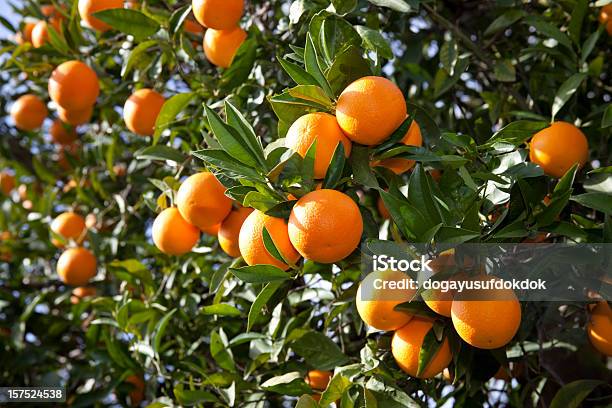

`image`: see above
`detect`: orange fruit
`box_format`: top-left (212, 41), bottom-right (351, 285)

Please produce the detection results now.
top-left (422, 250), bottom-right (462, 317)
top-left (78, 0), bottom-right (124, 31)
top-left (374, 120), bottom-right (422, 174)
top-left (305, 370), bottom-right (332, 391)
top-left (176, 172), bottom-right (232, 230)
top-left (152, 207), bottom-right (200, 255)
top-left (218, 207), bottom-right (254, 257)
top-left (285, 112), bottom-right (352, 179)
top-left (184, 18), bottom-right (204, 35)
top-left (238, 210), bottom-right (301, 270)
top-left (51, 212), bottom-right (87, 247)
top-left (16, 21), bottom-right (36, 44)
top-left (57, 247), bottom-right (97, 286)
top-left (529, 121), bottom-right (589, 178)
top-left (451, 275), bottom-right (521, 349)
top-left (377, 195), bottom-right (390, 220)
top-left (49, 60), bottom-right (100, 111)
top-left (31, 19), bottom-right (61, 48)
top-left (203, 27), bottom-right (247, 68)
top-left (0, 171), bottom-right (15, 195)
top-left (336, 76), bottom-right (407, 146)
top-left (391, 317), bottom-right (452, 378)
top-left (50, 119), bottom-right (78, 145)
top-left (57, 105), bottom-right (93, 126)
top-left (10, 94), bottom-right (47, 131)
top-left (58, 143), bottom-right (80, 171)
top-left (41, 4), bottom-right (62, 18)
top-left (70, 286), bottom-right (96, 304)
top-left (599, 4), bottom-right (612, 24)
top-left (125, 374), bottom-right (145, 406)
top-left (201, 223), bottom-right (220, 235)
top-left (587, 301), bottom-right (612, 356)
top-left (123, 88), bottom-right (165, 136)
top-left (192, 0), bottom-right (244, 30)
top-left (356, 270), bottom-right (415, 331)
top-left (288, 189), bottom-right (363, 263)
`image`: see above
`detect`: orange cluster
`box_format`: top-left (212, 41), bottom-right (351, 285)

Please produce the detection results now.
top-left (192, 0), bottom-right (247, 68)
top-left (50, 211), bottom-right (97, 304)
top-left (355, 254), bottom-right (522, 379)
top-left (15, 5), bottom-right (65, 49)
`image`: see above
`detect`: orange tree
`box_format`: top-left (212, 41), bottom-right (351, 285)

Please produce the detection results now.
top-left (0, 0), bottom-right (611, 407)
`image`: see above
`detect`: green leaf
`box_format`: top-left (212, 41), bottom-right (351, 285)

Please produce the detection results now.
top-left (322, 142), bottom-right (346, 189)
top-left (92, 9), bottom-right (160, 40)
top-left (229, 265), bottom-right (291, 284)
top-left (304, 33), bottom-right (334, 97)
top-left (568, 0), bottom-right (588, 45)
top-left (571, 193), bottom-right (612, 215)
top-left (295, 395), bottom-right (319, 408)
top-left (354, 25), bottom-right (393, 59)
top-left (551, 73), bottom-right (587, 120)
top-left (485, 120), bottom-right (548, 147)
top-left (224, 101), bottom-right (267, 169)
top-left (248, 281), bottom-right (283, 331)
top-left (484, 9), bottom-right (526, 36)
top-left (367, 0), bottom-right (412, 12)
top-left (602, 103), bottom-right (612, 128)
top-left (201, 303), bottom-right (242, 317)
top-left (278, 57), bottom-right (320, 87)
top-left (350, 146), bottom-right (379, 189)
top-left (204, 105), bottom-right (260, 168)
top-left (326, 45), bottom-right (372, 96)
top-left (580, 27), bottom-right (602, 65)
top-left (135, 145), bottom-right (186, 163)
top-left (153, 92), bottom-right (195, 144)
top-left (261, 372), bottom-right (312, 396)
top-left (439, 39), bottom-right (458, 75)
top-left (493, 59), bottom-right (516, 82)
top-left (174, 385), bottom-right (218, 405)
top-left (210, 329), bottom-right (235, 372)
top-left (122, 40), bottom-right (157, 78)
top-left (292, 331), bottom-right (349, 370)
top-left (220, 38), bottom-right (257, 91)
top-left (523, 16), bottom-right (574, 52)
top-left (320, 375), bottom-right (351, 406)
top-left (152, 308), bottom-right (176, 354)
top-left (191, 149), bottom-right (264, 181)
top-left (417, 326), bottom-right (445, 377)
top-left (262, 226), bottom-right (290, 266)
top-left (550, 380), bottom-right (604, 408)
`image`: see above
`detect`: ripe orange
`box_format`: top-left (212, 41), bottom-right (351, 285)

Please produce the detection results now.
top-left (587, 301), bottom-right (612, 356)
top-left (125, 374), bottom-right (145, 406)
top-left (218, 207), bottom-right (254, 257)
top-left (152, 207), bottom-right (200, 255)
top-left (285, 112), bottom-right (352, 179)
top-left (0, 172), bottom-right (15, 195)
top-left (16, 22), bottom-right (36, 45)
top-left (238, 210), bottom-right (301, 270)
top-left (49, 60), bottom-right (100, 111)
top-left (355, 270), bottom-right (415, 331)
top-left (451, 275), bottom-right (521, 349)
top-left (203, 27), bottom-right (247, 68)
top-left (51, 212), bottom-right (87, 247)
top-left (201, 223), bottom-right (220, 235)
top-left (10, 94), bottom-right (47, 131)
top-left (422, 250), bottom-right (462, 317)
top-left (288, 189), bottom-right (363, 264)
top-left (374, 120), bottom-right (422, 174)
top-left (50, 119), bottom-right (78, 145)
top-left (184, 18), bottom-right (204, 35)
top-left (123, 88), bottom-right (165, 136)
top-left (600, 4), bottom-right (612, 34)
top-left (529, 122), bottom-right (589, 178)
top-left (70, 286), bottom-right (96, 304)
top-left (57, 247), bottom-right (97, 286)
top-left (41, 4), bottom-right (62, 18)
top-left (336, 76), bottom-right (407, 146)
top-left (192, 0), bottom-right (244, 30)
top-left (78, 0), bottom-right (124, 31)
top-left (176, 172), bottom-right (232, 230)
top-left (391, 317), bottom-right (452, 378)
top-left (31, 19), bottom-right (61, 48)
top-left (57, 105), bottom-right (93, 126)
top-left (305, 370), bottom-right (332, 390)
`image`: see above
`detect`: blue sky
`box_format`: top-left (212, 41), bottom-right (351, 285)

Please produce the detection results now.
top-left (0, 2), bottom-right (19, 39)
